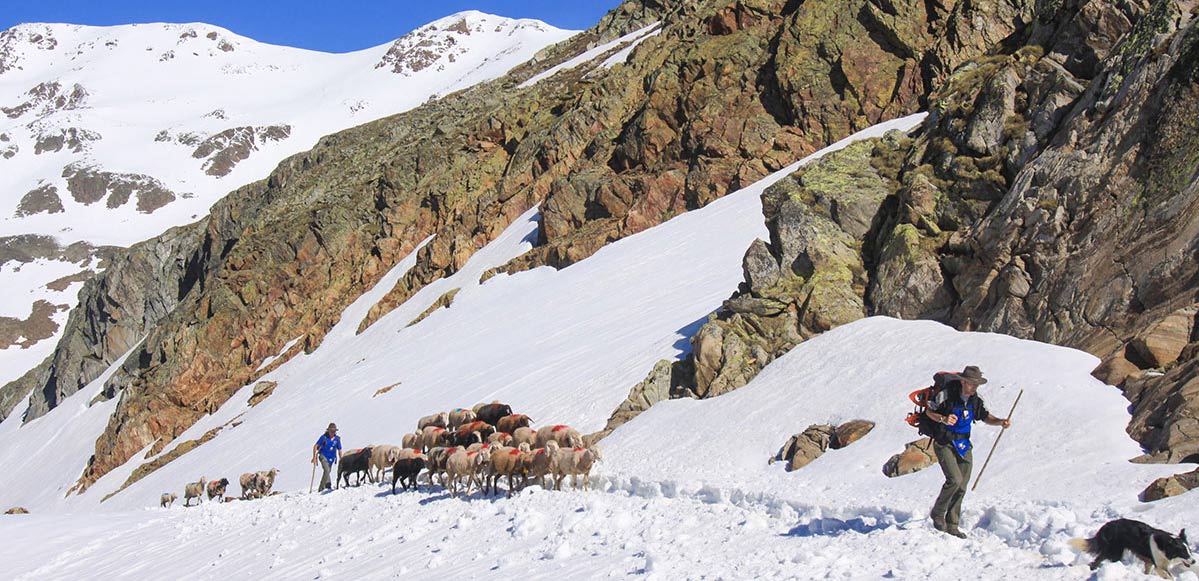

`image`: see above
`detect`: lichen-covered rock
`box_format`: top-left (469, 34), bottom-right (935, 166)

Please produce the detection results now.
top-left (1140, 467), bottom-right (1199, 501)
top-left (5, 506), bottom-right (29, 514)
top-left (247, 381), bottom-right (277, 407)
top-left (883, 437), bottom-right (937, 478)
top-left (771, 424), bottom-right (835, 472)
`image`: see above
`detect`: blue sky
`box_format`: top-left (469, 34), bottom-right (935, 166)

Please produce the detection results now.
top-left (0, 1), bottom-right (623, 53)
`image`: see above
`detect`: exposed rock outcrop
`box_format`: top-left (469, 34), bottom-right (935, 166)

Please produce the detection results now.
top-left (1140, 467), bottom-right (1199, 501)
top-left (191, 125), bottom-right (292, 177)
top-left (884, 437), bottom-right (938, 477)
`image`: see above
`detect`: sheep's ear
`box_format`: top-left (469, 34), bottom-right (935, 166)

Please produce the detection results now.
top-left (1180, 529), bottom-right (1187, 543)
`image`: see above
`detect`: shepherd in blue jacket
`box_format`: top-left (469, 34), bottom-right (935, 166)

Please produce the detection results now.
top-left (311, 422), bottom-right (342, 492)
top-left (924, 366), bottom-right (1010, 538)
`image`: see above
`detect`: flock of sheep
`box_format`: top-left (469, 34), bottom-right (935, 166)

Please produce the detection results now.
top-left (336, 402), bottom-right (603, 499)
top-left (160, 468), bottom-right (280, 508)
top-left (157, 401), bottom-right (602, 508)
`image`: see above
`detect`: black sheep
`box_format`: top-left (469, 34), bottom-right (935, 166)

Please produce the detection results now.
top-left (391, 457), bottom-right (426, 493)
top-left (475, 403), bottom-right (513, 426)
top-left (338, 447), bottom-right (374, 488)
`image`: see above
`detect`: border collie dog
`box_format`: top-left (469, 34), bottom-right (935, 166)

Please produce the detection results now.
top-left (1070, 519), bottom-right (1195, 578)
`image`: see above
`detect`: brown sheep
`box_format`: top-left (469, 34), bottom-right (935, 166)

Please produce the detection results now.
top-left (485, 446), bottom-right (527, 498)
top-left (496, 414), bottom-right (532, 434)
top-left (160, 492), bottom-right (177, 508)
top-left (206, 478), bottom-right (230, 501)
top-left (401, 431), bottom-right (421, 450)
top-left (417, 411), bottom-right (449, 431)
top-left (512, 427), bottom-right (538, 448)
top-left (448, 408), bottom-right (476, 429)
top-left (457, 421), bottom-right (495, 444)
top-left (488, 432), bottom-right (514, 447)
top-left (184, 477), bottom-right (207, 506)
top-left (536, 424), bottom-right (583, 449)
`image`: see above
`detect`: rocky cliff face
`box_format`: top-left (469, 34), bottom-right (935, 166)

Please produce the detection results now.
top-left (14, 0), bottom-right (1196, 493)
top-left (680, 0), bottom-right (1199, 464)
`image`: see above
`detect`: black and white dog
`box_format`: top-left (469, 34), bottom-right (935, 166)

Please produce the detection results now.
top-left (1070, 518), bottom-right (1195, 578)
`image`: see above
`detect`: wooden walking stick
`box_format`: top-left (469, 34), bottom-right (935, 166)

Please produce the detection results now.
top-left (971, 388), bottom-right (1023, 492)
top-left (309, 458), bottom-right (318, 493)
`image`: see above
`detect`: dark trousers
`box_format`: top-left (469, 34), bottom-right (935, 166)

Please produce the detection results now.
top-left (932, 442), bottom-right (973, 527)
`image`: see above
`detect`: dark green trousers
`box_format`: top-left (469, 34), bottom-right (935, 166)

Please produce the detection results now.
top-left (932, 442), bottom-right (973, 528)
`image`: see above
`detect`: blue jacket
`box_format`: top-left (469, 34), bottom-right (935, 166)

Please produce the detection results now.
top-left (930, 383), bottom-right (991, 456)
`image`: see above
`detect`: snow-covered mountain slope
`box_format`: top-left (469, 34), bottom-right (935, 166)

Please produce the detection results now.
top-left (0, 12), bottom-right (577, 388)
top-left (1, 114), bottom-right (1195, 579)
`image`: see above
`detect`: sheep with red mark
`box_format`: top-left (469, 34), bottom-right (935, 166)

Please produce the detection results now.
top-left (368, 445), bottom-right (402, 481)
top-left (420, 426), bottom-right (449, 452)
top-left (206, 478), bottom-right (230, 501)
top-left (513, 427), bottom-right (538, 448)
top-left (476, 403), bottom-right (513, 426)
top-left (496, 414), bottom-right (532, 434)
top-left (520, 441), bottom-right (558, 489)
top-left (551, 445), bottom-right (601, 491)
top-left (448, 408), bottom-right (476, 429)
top-left (536, 424), bottom-right (583, 449)
top-left (486, 446), bottom-right (527, 498)
top-left (338, 447), bottom-right (374, 488)
top-left (417, 411), bottom-right (449, 431)
top-left (184, 477), bottom-right (207, 506)
top-left (488, 431), bottom-right (514, 447)
top-left (457, 421), bottom-right (495, 445)
top-left (445, 447), bottom-right (490, 498)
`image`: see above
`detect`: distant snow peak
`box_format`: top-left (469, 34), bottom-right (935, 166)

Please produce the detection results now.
top-left (375, 11), bottom-right (550, 76)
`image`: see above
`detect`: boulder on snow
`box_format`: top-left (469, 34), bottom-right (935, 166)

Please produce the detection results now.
top-left (771, 424), bottom-right (834, 472)
top-left (5, 506), bottom-right (29, 515)
top-left (883, 437), bottom-right (937, 478)
top-left (247, 381), bottom-right (277, 407)
top-left (1140, 467), bottom-right (1199, 502)
top-left (831, 420), bottom-right (875, 449)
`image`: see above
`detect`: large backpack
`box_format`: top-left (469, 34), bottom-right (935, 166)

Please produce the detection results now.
top-left (905, 371), bottom-right (958, 437)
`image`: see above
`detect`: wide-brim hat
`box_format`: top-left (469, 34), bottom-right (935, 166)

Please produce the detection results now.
top-left (960, 365), bottom-right (987, 385)
top-left (327, 422), bottom-right (338, 432)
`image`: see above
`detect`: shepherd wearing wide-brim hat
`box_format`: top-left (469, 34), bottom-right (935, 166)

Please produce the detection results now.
top-left (924, 366), bottom-right (1011, 538)
top-left (311, 422), bottom-right (343, 492)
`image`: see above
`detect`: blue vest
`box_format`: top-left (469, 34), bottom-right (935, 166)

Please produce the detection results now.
top-left (317, 434), bottom-right (341, 463)
top-left (945, 400), bottom-right (975, 457)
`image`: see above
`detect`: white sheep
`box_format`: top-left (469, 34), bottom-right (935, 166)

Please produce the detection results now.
top-left (367, 445), bottom-right (402, 481)
top-left (448, 408), bottom-right (476, 429)
top-left (184, 476), bottom-right (207, 506)
top-left (254, 468), bottom-right (279, 497)
top-left (417, 411), bottom-right (449, 431)
top-left (420, 426), bottom-right (449, 452)
top-left (551, 445), bottom-right (601, 491)
top-left (445, 447), bottom-right (490, 498)
top-left (512, 427), bottom-right (538, 448)
top-left (521, 441), bottom-right (558, 489)
top-left (536, 425), bottom-right (583, 449)
top-left (401, 431), bottom-right (421, 450)
top-left (160, 492), bottom-right (177, 508)
top-left (239, 472), bottom-right (260, 500)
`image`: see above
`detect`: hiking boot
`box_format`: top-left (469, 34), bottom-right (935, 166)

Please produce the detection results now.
top-left (945, 526), bottom-right (967, 539)
top-left (931, 514), bottom-right (948, 532)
